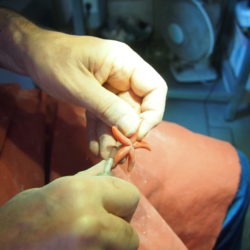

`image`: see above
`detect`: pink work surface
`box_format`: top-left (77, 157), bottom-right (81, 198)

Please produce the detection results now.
top-left (0, 84), bottom-right (241, 250)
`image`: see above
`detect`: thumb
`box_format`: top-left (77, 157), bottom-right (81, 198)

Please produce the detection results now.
top-left (85, 83), bottom-right (140, 136)
top-left (75, 160), bottom-right (107, 176)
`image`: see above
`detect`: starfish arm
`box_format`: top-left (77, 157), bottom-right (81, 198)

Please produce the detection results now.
top-left (134, 141), bottom-right (152, 151)
top-left (111, 125), bottom-right (151, 172)
top-left (112, 145), bottom-right (130, 169)
top-left (127, 147), bottom-right (135, 172)
top-left (112, 126), bottom-right (131, 146)
top-left (129, 129), bottom-right (139, 144)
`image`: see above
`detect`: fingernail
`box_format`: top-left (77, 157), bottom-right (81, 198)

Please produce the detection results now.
top-left (116, 114), bottom-right (140, 136)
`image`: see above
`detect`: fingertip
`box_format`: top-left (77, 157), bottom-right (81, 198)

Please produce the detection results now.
top-left (100, 145), bottom-right (117, 159)
top-left (75, 160), bottom-right (106, 176)
top-left (137, 120), bottom-right (151, 140)
top-left (116, 114), bottom-right (140, 137)
top-left (89, 140), bottom-right (99, 156)
top-left (98, 125), bottom-right (117, 159)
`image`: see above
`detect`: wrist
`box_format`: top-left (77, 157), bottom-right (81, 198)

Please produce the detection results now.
top-left (0, 8), bottom-right (42, 75)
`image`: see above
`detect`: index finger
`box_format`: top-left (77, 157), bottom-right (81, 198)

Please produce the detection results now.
top-left (131, 60), bottom-right (168, 139)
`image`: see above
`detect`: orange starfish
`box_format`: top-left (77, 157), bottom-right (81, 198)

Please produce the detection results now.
top-left (111, 126), bottom-right (151, 171)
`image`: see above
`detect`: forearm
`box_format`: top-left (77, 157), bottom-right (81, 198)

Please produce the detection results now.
top-left (0, 8), bottom-right (41, 75)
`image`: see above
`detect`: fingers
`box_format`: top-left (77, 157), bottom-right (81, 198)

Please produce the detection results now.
top-left (130, 58), bottom-right (168, 139)
top-left (83, 39), bottom-right (166, 141)
top-left (102, 43), bottom-right (167, 139)
top-left (49, 173), bottom-right (140, 221)
top-left (96, 122), bottom-right (117, 159)
top-left (87, 112), bottom-right (99, 156)
top-left (138, 84), bottom-right (167, 139)
top-left (74, 213), bottom-right (139, 250)
top-left (87, 113), bottom-right (118, 159)
top-left (76, 165), bottom-right (140, 221)
top-left (85, 80), bottom-right (140, 137)
top-left (86, 39), bottom-right (167, 146)
top-left (118, 90), bottom-right (141, 114)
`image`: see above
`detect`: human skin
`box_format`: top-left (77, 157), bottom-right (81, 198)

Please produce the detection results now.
top-left (0, 8), bottom-right (167, 159)
top-left (0, 161), bottom-right (140, 250)
top-left (0, 8), bottom-right (165, 248)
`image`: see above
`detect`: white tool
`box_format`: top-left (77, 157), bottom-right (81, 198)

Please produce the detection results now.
top-left (98, 158), bottom-right (113, 176)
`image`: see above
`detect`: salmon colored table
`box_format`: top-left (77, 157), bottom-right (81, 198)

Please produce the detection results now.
top-left (0, 84), bottom-right (241, 250)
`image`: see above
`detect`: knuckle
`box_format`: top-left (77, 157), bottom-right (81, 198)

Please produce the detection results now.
top-left (75, 215), bottom-right (105, 237)
top-left (107, 40), bottom-right (134, 58)
top-left (112, 40), bottom-right (131, 50)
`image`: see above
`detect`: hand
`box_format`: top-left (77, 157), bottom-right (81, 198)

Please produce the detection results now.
top-left (0, 10), bottom-right (167, 158)
top-left (0, 161), bottom-right (140, 250)
top-left (27, 33), bottom-right (167, 158)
